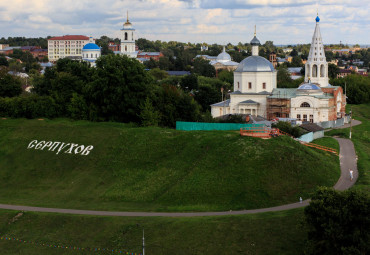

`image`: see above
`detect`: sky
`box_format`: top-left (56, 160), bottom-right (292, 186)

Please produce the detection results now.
top-left (1, 0), bottom-right (369, 45)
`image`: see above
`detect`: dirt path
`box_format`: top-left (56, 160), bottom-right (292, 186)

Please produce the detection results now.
top-left (0, 130), bottom-right (359, 217)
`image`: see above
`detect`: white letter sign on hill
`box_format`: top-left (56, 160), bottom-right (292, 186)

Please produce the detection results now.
top-left (27, 140), bottom-right (94, 156)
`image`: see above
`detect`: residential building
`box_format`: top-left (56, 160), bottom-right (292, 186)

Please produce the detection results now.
top-left (48, 35), bottom-right (91, 62)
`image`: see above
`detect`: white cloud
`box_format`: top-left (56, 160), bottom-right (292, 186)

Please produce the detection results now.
top-left (0, 0), bottom-right (368, 45)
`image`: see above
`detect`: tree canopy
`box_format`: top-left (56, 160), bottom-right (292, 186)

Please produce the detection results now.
top-left (304, 187), bottom-right (370, 255)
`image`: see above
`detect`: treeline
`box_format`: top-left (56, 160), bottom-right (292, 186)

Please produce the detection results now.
top-left (0, 37), bottom-right (48, 49)
top-left (0, 55), bottom-right (207, 127)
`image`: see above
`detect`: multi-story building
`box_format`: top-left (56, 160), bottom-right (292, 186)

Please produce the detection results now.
top-left (48, 35), bottom-right (91, 62)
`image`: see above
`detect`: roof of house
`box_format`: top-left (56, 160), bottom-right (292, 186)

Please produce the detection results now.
top-left (239, 99), bottom-right (259, 105)
top-left (211, 99), bottom-right (230, 107)
top-left (268, 88), bottom-right (333, 99)
top-left (166, 71), bottom-right (191, 76)
top-left (300, 123), bottom-right (324, 132)
top-left (137, 52), bottom-right (162, 56)
top-left (48, 35), bottom-right (90, 41)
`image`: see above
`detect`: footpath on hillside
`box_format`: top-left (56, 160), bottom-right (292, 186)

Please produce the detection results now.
top-left (0, 121), bottom-right (361, 217)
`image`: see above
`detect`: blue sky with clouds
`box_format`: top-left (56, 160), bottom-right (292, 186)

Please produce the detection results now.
top-left (1, 0), bottom-right (369, 45)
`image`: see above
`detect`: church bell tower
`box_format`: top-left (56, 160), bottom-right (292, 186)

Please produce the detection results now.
top-left (305, 14), bottom-right (329, 87)
top-left (120, 11), bottom-right (137, 58)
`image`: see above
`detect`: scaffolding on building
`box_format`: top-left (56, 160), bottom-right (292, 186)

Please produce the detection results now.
top-left (267, 90), bottom-right (291, 120)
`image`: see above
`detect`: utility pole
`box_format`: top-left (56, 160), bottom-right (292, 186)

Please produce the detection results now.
top-left (142, 229), bottom-right (145, 255)
top-left (349, 107), bottom-right (352, 139)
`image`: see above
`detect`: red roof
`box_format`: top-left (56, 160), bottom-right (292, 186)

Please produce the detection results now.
top-left (48, 35), bottom-right (90, 41)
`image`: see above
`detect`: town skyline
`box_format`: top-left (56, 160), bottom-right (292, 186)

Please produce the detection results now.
top-left (1, 0), bottom-right (369, 45)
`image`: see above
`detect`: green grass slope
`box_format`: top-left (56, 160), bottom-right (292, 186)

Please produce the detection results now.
top-left (0, 209), bottom-right (306, 255)
top-left (0, 118), bottom-right (339, 212)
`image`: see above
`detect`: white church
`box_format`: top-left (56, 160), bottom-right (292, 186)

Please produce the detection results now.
top-left (211, 15), bottom-right (346, 124)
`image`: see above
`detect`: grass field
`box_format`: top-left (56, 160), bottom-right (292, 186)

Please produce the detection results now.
top-left (325, 103), bottom-right (370, 193)
top-left (0, 209), bottom-right (306, 255)
top-left (0, 118), bottom-right (340, 212)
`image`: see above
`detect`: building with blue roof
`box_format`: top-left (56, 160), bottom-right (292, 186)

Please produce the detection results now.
top-left (82, 37), bottom-right (101, 67)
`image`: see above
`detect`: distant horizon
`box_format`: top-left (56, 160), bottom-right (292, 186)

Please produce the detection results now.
top-left (1, 0), bottom-right (369, 45)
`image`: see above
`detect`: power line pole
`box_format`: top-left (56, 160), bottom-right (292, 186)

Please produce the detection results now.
top-left (349, 106), bottom-right (352, 139)
top-left (142, 229), bottom-right (145, 255)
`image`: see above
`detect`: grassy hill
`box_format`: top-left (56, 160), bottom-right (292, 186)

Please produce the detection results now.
top-left (0, 209), bottom-right (306, 255)
top-left (0, 118), bottom-right (340, 212)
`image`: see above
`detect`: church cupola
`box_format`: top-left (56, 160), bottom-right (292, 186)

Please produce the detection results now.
top-left (250, 25), bottom-right (260, 56)
top-left (304, 13), bottom-right (329, 87)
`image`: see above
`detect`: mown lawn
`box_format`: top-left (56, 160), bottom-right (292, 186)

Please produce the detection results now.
top-left (0, 209), bottom-right (306, 255)
top-left (325, 103), bottom-right (370, 193)
top-left (0, 118), bottom-right (340, 212)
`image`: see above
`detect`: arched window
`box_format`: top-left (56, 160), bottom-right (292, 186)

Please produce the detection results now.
top-left (312, 64), bottom-right (318, 77)
top-left (300, 102), bottom-right (310, 107)
top-left (125, 32), bottom-right (128, 40)
top-left (125, 46), bottom-right (127, 51)
top-left (320, 64), bottom-right (325, 77)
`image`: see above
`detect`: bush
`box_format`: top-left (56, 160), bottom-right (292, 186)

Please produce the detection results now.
top-left (0, 95), bottom-right (58, 118)
top-left (272, 121), bottom-right (304, 138)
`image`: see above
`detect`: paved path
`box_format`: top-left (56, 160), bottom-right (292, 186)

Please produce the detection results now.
top-left (0, 135), bottom-right (359, 217)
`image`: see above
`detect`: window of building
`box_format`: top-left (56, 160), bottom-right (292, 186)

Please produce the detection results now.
top-left (300, 102), bottom-right (310, 107)
top-left (125, 32), bottom-right (128, 40)
top-left (310, 114), bottom-right (314, 123)
top-left (248, 82), bottom-right (252, 89)
top-left (237, 82), bottom-right (240, 90)
top-left (91, 53), bottom-right (93, 58)
top-left (297, 114), bottom-right (301, 120)
top-left (303, 114), bottom-right (307, 122)
top-left (263, 83), bottom-right (266, 89)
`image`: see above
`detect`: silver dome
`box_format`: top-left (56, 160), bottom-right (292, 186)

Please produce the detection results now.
top-left (250, 36), bottom-right (261, 46)
top-left (235, 56), bottom-right (275, 72)
top-left (217, 47), bottom-right (232, 62)
top-left (217, 51), bottom-right (231, 62)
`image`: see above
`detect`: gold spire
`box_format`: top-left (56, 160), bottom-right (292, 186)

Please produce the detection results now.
top-left (124, 10), bottom-right (131, 25)
top-left (254, 25), bottom-right (256, 36)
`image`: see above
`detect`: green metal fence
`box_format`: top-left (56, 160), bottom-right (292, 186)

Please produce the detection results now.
top-left (176, 121), bottom-right (264, 131)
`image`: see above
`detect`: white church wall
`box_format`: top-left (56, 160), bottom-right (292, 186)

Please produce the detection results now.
top-left (235, 72), bottom-right (276, 93)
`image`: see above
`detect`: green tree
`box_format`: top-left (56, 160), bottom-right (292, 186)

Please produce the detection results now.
top-left (277, 66), bottom-right (293, 88)
top-left (0, 69), bottom-right (22, 97)
top-left (304, 187), bottom-right (370, 255)
top-left (0, 56), bottom-right (8, 66)
top-left (272, 121), bottom-right (303, 138)
top-left (154, 84), bottom-right (201, 127)
top-left (67, 93), bottom-right (89, 120)
top-left (192, 58), bottom-right (216, 77)
top-left (330, 74), bottom-right (370, 104)
top-left (194, 84), bottom-right (220, 112)
top-left (148, 68), bottom-right (168, 80)
top-left (85, 54), bottom-right (155, 122)
top-left (217, 69), bottom-right (233, 85)
top-left (180, 74), bottom-right (198, 91)
top-left (328, 63), bottom-right (340, 79)
top-left (138, 97), bottom-right (161, 126)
